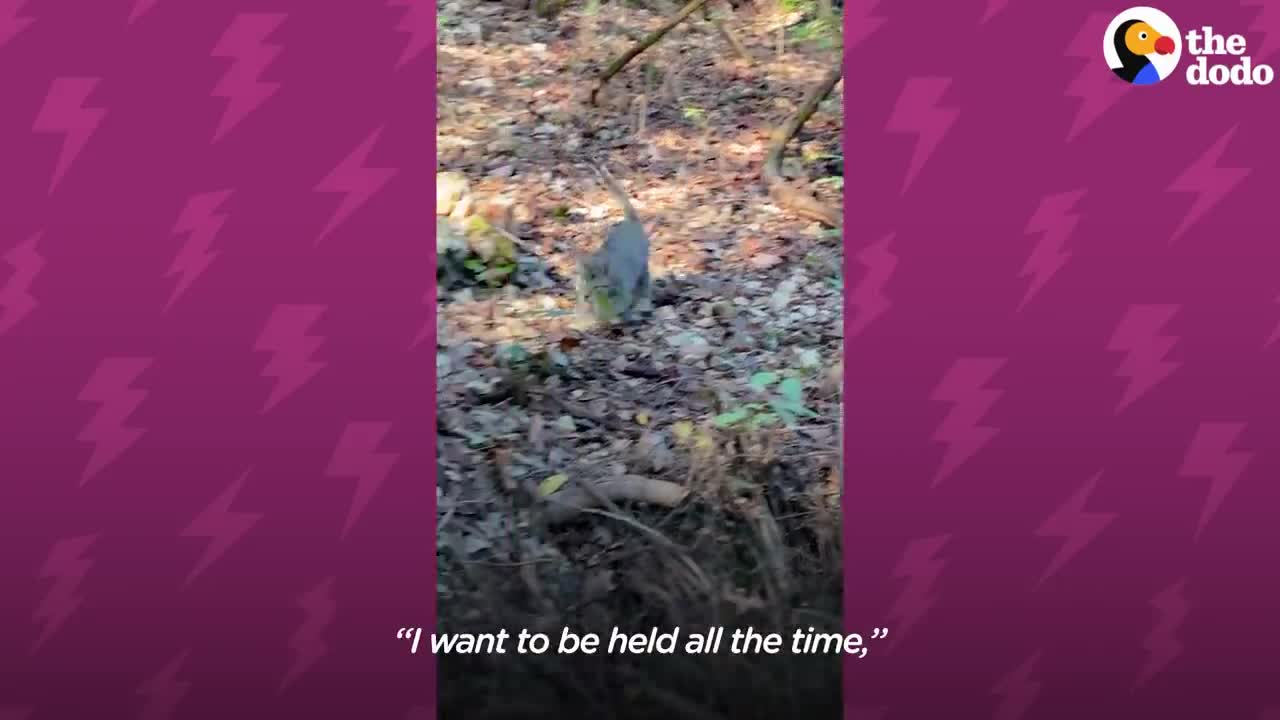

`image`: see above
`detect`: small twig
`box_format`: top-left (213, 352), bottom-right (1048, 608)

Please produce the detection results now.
top-left (591, 0), bottom-right (712, 105)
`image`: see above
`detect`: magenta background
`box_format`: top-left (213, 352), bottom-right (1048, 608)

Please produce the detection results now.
top-left (1, 2), bottom-right (435, 718)
top-left (844, 1), bottom-right (1280, 718)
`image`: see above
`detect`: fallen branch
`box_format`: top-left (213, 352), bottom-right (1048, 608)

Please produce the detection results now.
top-left (590, 0), bottom-right (712, 105)
top-left (762, 64), bottom-right (842, 228)
top-left (542, 475), bottom-right (690, 524)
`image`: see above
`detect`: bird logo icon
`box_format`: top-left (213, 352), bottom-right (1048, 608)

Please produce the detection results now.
top-left (1104, 8), bottom-right (1182, 85)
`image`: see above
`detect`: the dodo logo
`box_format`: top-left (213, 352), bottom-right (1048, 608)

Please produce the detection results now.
top-left (1105, 6), bottom-right (1275, 87)
top-left (1104, 7), bottom-right (1181, 85)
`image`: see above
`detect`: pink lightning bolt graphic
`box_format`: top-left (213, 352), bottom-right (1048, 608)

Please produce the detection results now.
top-left (1179, 422), bottom-right (1251, 541)
top-left (137, 650), bottom-right (191, 720)
top-left (849, 234), bottom-right (896, 338)
top-left (78, 357), bottom-right (152, 484)
top-left (886, 534), bottom-right (949, 652)
top-left (886, 77), bottom-right (959, 194)
top-left (1135, 578), bottom-right (1189, 689)
top-left (32, 534), bottom-right (98, 652)
top-left (1035, 472), bottom-right (1116, 587)
top-left (1243, 0), bottom-right (1280, 63)
top-left (1019, 190), bottom-right (1086, 311)
top-left (1, 0), bottom-right (34, 48)
top-left (128, 0), bottom-right (157, 24)
top-left (1064, 13), bottom-right (1127, 142)
top-left (1108, 304), bottom-right (1181, 414)
top-left (845, 0), bottom-right (886, 50)
top-left (315, 126), bottom-right (399, 244)
top-left (411, 288), bottom-right (431, 348)
top-left (0, 706), bottom-right (35, 720)
top-left (981, 0), bottom-right (1010, 24)
top-left (165, 190), bottom-right (233, 311)
top-left (182, 470), bottom-right (263, 585)
top-left (389, 0), bottom-right (431, 68)
top-left (1168, 125), bottom-right (1250, 244)
top-left (931, 357), bottom-right (1005, 486)
top-left (0, 233), bottom-right (43, 336)
top-left (326, 422), bottom-right (399, 538)
top-left (280, 577), bottom-right (337, 692)
top-left (255, 304), bottom-right (327, 413)
top-left (211, 13), bottom-right (286, 142)
top-left (33, 77), bottom-right (107, 194)
top-left (992, 652), bottom-right (1042, 720)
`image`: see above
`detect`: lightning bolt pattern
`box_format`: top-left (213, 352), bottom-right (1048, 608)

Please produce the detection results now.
top-left (388, 0), bottom-right (431, 68)
top-left (844, 0), bottom-right (886, 49)
top-left (1063, 13), bottom-right (1127, 141)
top-left (1019, 190), bottom-right (1085, 311)
top-left (0, 233), bottom-right (43, 336)
top-left (182, 471), bottom-right (263, 585)
top-left (255, 304), bottom-right (327, 412)
top-left (32, 535), bottom-right (98, 652)
top-left (1243, 0), bottom-right (1280, 62)
top-left (314, 127), bottom-right (398, 243)
top-left (885, 535), bottom-right (949, 650)
top-left (981, 0), bottom-right (1010, 24)
top-left (1035, 473), bottom-right (1116, 586)
top-left (1179, 422), bottom-right (1251, 540)
top-left (128, 0), bottom-right (157, 24)
top-left (165, 190), bottom-right (233, 310)
top-left (1, 0), bottom-right (33, 48)
top-left (930, 357), bottom-right (1004, 486)
top-left (137, 651), bottom-right (191, 720)
top-left (281, 577), bottom-right (337, 691)
top-left (3, 3), bottom-right (437, 718)
top-left (7, 0), bottom-right (1280, 716)
top-left (991, 652), bottom-right (1042, 720)
top-left (210, 13), bottom-right (286, 142)
top-left (33, 77), bottom-right (107, 193)
top-left (849, 234), bottom-right (896, 338)
top-left (885, 77), bottom-right (958, 194)
top-left (1167, 125), bottom-right (1251, 244)
top-left (1135, 579), bottom-right (1189, 689)
top-left (325, 422), bottom-right (398, 538)
top-left (1108, 304), bottom-right (1181, 413)
top-left (411, 288), bottom-right (431, 348)
top-left (77, 357), bottom-right (152, 484)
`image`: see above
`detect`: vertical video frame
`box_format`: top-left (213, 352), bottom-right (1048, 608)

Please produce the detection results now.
top-left (436, 0), bottom-right (844, 715)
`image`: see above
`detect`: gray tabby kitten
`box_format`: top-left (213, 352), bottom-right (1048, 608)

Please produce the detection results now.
top-left (575, 162), bottom-right (652, 325)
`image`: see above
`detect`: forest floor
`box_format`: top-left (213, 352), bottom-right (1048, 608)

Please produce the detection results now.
top-left (435, 0), bottom-right (844, 715)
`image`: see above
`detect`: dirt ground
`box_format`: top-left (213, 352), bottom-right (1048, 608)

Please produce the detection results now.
top-left (435, 0), bottom-right (844, 714)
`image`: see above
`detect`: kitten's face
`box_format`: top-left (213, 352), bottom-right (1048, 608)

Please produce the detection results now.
top-left (578, 254), bottom-right (619, 318)
top-left (578, 255), bottom-right (610, 290)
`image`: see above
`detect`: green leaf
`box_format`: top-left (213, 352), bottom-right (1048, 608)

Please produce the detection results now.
top-left (464, 258), bottom-right (486, 274)
top-left (538, 473), bottom-right (569, 496)
top-left (777, 377), bottom-right (804, 404)
top-left (749, 371), bottom-right (780, 390)
top-left (714, 408), bottom-right (752, 427)
top-left (750, 412), bottom-right (780, 427)
top-left (499, 343), bottom-right (529, 364)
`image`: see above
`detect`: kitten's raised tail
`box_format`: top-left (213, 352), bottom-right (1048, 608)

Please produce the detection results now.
top-left (589, 160), bottom-right (640, 224)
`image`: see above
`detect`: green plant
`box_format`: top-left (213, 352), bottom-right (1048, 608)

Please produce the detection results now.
top-left (714, 371), bottom-right (819, 429)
